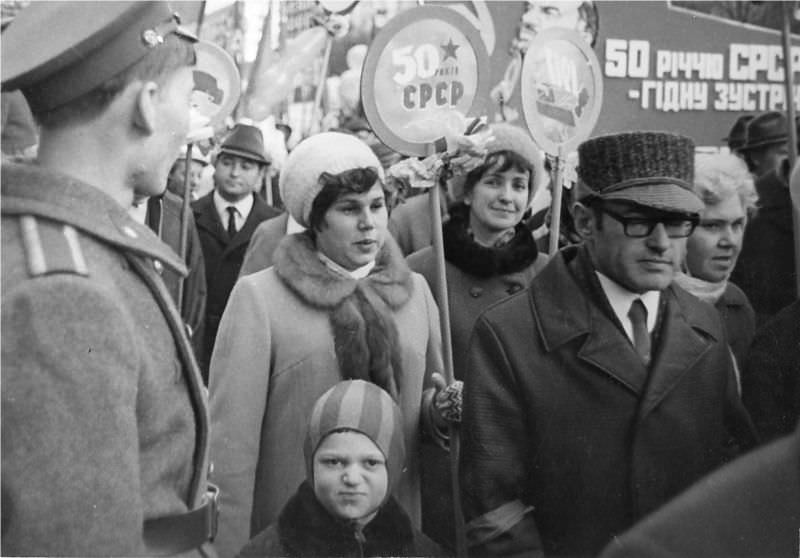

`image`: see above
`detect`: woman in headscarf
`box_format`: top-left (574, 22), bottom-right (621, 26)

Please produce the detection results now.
top-left (208, 132), bottom-right (451, 558)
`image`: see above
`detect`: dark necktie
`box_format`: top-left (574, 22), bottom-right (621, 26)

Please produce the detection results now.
top-left (628, 298), bottom-right (651, 366)
top-left (226, 206), bottom-right (237, 239)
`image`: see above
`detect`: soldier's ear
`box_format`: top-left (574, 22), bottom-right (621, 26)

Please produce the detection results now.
top-left (572, 201), bottom-right (597, 240)
top-left (132, 81), bottom-right (159, 135)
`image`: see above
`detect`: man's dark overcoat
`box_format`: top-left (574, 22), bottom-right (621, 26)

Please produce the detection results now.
top-left (599, 422), bottom-right (800, 558)
top-left (730, 168), bottom-right (796, 327)
top-left (742, 300), bottom-right (800, 442)
top-left (1, 163), bottom-right (211, 556)
top-left (192, 191), bottom-right (279, 373)
top-left (460, 246), bottom-right (756, 558)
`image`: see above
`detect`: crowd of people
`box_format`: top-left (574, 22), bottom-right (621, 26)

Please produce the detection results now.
top-left (2, 2), bottom-right (799, 558)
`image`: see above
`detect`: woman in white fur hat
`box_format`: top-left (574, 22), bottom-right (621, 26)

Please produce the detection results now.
top-left (208, 132), bottom-right (453, 558)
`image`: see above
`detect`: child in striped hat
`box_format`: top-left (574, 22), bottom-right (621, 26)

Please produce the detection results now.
top-left (237, 380), bottom-right (442, 557)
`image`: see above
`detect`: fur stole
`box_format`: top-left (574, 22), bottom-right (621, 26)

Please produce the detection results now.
top-left (443, 203), bottom-right (539, 278)
top-left (271, 481), bottom-right (422, 557)
top-left (273, 232), bottom-right (414, 399)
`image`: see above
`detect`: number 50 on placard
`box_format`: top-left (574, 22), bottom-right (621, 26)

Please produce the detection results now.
top-left (392, 44), bottom-right (441, 85)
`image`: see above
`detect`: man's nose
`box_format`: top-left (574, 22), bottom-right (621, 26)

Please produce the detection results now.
top-left (646, 222), bottom-right (671, 252)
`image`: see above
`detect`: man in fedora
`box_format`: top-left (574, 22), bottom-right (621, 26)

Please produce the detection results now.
top-left (739, 111), bottom-right (790, 179)
top-left (731, 111), bottom-right (798, 326)
top-left (193, 123), bottom-right (280, 379)
top-left (2, 2), bottom-right (216, 555)
top-left (723, 113), bottom-right (754, 157)
top-left (460, 131), bottom-right (756, 557)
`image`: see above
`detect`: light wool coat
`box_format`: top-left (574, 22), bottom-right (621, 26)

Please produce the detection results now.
top-left (209, 233), bottom-right (444, 558)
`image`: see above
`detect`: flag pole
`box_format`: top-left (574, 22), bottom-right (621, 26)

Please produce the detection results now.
top-left (426, 143), bottom-right (467, 557)
top-left (780, 2), bottom-right (799, 296)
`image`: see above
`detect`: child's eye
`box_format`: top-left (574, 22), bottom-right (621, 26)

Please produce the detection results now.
top-left (363, 458), bottom-right (384, 470)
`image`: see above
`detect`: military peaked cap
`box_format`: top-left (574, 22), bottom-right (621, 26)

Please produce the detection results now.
top-left (1, 1), bottom-right (197, 114)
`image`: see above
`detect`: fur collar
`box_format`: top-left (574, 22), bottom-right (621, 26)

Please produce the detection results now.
top-left (278, 481), bottom-right (419, 557)
top-left (443, 203), bottom-right (539, 278)
top-left (274, 232), bottom-right (413, 310)
top-left (274, 233), bottom-right (415, 398)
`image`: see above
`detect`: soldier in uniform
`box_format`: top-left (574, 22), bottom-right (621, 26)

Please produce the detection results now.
top-left (1, 3), bottom-right (217, 556)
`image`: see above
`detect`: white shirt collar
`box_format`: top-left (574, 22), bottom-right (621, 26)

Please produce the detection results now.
top-left (213, 190), bottom-right (254, 229)
top-left (317, 251), bottom-right (375, 279)
top-left (595, 272), bottom-right (660, 341)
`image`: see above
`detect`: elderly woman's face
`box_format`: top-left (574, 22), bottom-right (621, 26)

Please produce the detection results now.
top-left (315, 182), bottom-right (388, 270)
top-left (686, 195), bottom-right (747, 283)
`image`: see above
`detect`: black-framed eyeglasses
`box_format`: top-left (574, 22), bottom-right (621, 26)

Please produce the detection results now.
top-left (599, 206), bottom-right (698, 238)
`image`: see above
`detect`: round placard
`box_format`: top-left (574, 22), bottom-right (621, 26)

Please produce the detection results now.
top-left (520, 28), bottom-right (603, 155)
top-left (361, 6), bottom-right (490, 157)
top-left (190, 40), bottom-right (241, 133)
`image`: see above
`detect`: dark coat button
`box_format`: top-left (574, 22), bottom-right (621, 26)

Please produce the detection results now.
top-left (470, 287), bottom-right (483, 298)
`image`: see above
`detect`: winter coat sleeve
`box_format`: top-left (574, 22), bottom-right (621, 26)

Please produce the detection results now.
top-left (209, 275), bottom-right (273, 558)
top-left (2, 276), bottom-right (145, 556)
top-left (459, 315), bottom-right (544, 558)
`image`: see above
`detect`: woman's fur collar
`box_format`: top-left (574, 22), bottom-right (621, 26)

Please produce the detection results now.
top-left (274, 232), bottom-right (413, 310)
top-left (444, 203), bottom-right (539, 278)
top-left (277, 481), bottom-right (418, 557)
top-left (274, 232), bottom-right (414, 398)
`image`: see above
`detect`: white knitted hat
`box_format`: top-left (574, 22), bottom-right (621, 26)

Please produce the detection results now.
top-left (280, 132), bottom-right (385, 228)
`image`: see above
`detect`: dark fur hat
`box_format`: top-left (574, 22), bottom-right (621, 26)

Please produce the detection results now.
top-left (576, 131), bottom-right (703, 214)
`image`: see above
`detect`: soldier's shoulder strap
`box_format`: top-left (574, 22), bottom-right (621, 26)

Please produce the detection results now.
top-left (18, 214), bottom-right (90, 278)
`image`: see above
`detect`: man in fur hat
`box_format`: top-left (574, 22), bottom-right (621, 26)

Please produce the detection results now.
top-left (460, 131), bottom-right (757, 557)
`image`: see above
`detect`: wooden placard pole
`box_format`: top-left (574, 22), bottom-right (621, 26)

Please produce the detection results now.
top-left (426, 144), bottom-right (466, 558)
top-left (176, 142), bottom-right (195, 315)
top-left (547, 146), bottom-right (566, 256)
top-left (780, 2), bottom-right (800, 296)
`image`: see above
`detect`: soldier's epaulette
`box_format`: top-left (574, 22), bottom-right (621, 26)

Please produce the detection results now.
top-left (19, 215), bottom-right (89, 278)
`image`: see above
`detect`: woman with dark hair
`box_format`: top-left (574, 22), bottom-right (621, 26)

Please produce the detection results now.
top-left (208, 132), bottom-right (451, 558)
top-left (408, 123), bottom-right (548, 382)
top-left (407, 123), bottom-right (548, 549)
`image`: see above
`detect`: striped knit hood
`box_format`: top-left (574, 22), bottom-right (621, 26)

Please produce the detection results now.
top-left (304, 380), bottom-right (405, 501)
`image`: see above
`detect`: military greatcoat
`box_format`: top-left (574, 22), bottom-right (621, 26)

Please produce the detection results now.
top-left (1, 163), bottom-right (211, 557)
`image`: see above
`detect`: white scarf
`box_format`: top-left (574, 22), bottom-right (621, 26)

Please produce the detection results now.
top-left (672, 271), bottom-right (727, 304)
